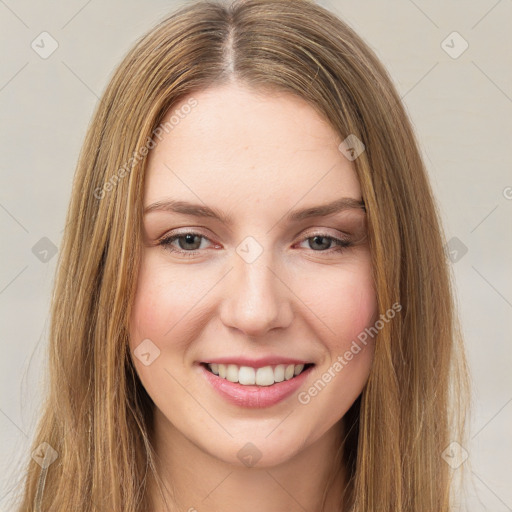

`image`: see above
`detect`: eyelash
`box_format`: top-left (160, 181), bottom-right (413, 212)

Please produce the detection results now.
top-left (158, 231), bottom-right (352, 258)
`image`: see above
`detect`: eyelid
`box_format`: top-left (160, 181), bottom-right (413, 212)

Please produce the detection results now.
top-left (159, 226), bottom-right (350, 245)
top-left (299, 227), bottom-right (351, 241)
top-left (159, 230), bottom-right (217, 248)
top-left (157, 227), bottom-right (214, 243)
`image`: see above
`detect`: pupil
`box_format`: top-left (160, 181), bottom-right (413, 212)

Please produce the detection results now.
top-left (181, 234), bottom-right (200, 250)
top-left (311, 236), bottom-right (329, 250)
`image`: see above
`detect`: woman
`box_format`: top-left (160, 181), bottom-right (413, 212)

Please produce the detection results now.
top-left (15, 0), bottom-right (470, 510)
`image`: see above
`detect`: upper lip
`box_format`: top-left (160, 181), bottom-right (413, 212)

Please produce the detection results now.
top-left (201, 356), bottom-right (312, 368)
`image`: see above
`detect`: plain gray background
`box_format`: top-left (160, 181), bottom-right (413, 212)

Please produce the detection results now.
top-left (1, 0), bottom-right (511, 510)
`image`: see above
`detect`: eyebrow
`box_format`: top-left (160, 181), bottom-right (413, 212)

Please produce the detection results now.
top-left (143, 197), bottom-right (366, 224)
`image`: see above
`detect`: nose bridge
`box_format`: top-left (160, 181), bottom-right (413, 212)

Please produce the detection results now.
top-left (219, 236), bottom-right (292, 337)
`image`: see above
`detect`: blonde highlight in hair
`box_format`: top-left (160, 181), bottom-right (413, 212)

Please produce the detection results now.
top-left (13, 1), bottom-right (470, 510)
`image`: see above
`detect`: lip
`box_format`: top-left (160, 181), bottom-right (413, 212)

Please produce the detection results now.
top-left (201, 356), bottom-right (311, 368)
top-left (199, 363), bottom-right (314, 408)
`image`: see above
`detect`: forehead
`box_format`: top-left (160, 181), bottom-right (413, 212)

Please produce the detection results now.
top-left (143, 83), bottom-right (362, 214)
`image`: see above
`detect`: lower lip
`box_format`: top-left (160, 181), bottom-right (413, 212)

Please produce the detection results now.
top-left (199, 364), bottom-right (313, 408)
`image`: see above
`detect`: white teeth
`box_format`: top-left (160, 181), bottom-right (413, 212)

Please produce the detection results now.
top-left (274, 364), bottom-right (285, 382)
top-left (238, 366), bottom-right (255, 385)
top-left (284, 364), bottom-right (295, 380)
top-left (255, 366), bottom-right (274, 386)
top-left (226, 364), bottom-right (239, 382)
top-left (206, 362), bottom-right (308, 386)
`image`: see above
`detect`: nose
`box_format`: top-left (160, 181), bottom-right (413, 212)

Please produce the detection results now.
top-left (219, 248), bottom-right (294, 339)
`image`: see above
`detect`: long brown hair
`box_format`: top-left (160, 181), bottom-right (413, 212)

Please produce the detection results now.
top-left (13, 0), bottom-right (470, 510)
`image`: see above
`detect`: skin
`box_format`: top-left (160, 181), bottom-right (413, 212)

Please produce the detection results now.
top-left (129, 81), bottom-right (378, 512)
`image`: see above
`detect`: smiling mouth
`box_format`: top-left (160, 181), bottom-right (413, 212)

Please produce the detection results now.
top-left (201, 362), bottom-right (314, 387)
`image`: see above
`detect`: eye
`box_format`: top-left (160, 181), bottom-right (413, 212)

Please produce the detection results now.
top-left (158, 232), bottom-right (214, 257)
top-left (297, 234), bottom-right (352, 253)
top-left (158, 231), bottom-right (353, 258)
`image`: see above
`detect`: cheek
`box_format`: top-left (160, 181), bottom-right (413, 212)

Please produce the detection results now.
top-left (293, 260), bottom-right (377, 424)
top-left (128, 254), bottom-right (205, 409)
top-left (295, 255), bottom-right (377, 355)
top-left (129, 254), bottom-right (206, 349)
top-left (130, 275), bottom-right (167, 349)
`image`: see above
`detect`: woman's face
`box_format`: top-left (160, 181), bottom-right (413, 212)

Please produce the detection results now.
top-left (129, 82), bottom-right (377, 467)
